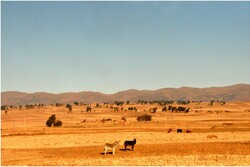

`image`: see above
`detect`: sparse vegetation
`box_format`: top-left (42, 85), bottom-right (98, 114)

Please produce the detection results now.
top-left (114, 101), bottom-right (124, 106)
top-left (1, 101), bottom-right (250, 166)
top-left (55, 103), bottom-right (63, 107)
top-left (128, 107), bottom-right (137, 111)
top-left (137, 114), bottom-right (152, 122)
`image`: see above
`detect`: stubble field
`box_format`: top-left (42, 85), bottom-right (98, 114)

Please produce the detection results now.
top-left (1, 101), bottom-right (250, 166)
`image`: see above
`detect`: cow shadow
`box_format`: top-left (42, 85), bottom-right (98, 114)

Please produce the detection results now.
top-left (100, 152), bottom-right (113, 155)
top-left (100, 149), bottom-right (131, 155)
top-left (119, 148), bottom-right (131, 151)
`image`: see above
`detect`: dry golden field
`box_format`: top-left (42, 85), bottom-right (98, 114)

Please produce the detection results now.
top-left (1, 101), bottom-right (250, 166)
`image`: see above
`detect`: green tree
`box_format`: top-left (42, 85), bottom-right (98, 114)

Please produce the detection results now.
top-left (74, 101), bottom-right (79, 106)
top-left (66, 104), bottom-right (72, 108)
top-left (1, 105), bottom-right (8, 110)
top-left (66, 104), bottom-right (72, 112)
top-left (210, 100), bottom-right (215, 106)
top-left (86, 106), bottom-right (92, 112)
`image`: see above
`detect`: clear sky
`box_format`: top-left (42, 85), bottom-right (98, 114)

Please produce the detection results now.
top-left (1, 1), bottom-right (250, 94)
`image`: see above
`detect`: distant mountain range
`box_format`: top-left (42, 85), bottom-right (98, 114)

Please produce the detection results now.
top-left (1, 84), bottom-right (249, 105)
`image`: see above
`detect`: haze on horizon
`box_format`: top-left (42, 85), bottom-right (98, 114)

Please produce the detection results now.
top-left (1, 2), bottom-right (250, 94)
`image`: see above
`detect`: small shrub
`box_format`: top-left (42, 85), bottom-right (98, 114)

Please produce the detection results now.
top-left (150, 107), bottom-right (157, 113)
top-left (86, 106), bottom-right (92, 112)
top-left (66, 104), bottom-right (72, 109)
top-left (185, 108), bottom-right (190, 113)
top-left (101, 118), bottom-right (106, 123)
top-left (48, 114), bottom-right (56, 124)
top-left (162, 107), bottom-right (167, 112)
top-left (68, 107), bottom-right (72, 113)
top-left (121, 116), bottom-right (126, 121)
top-left (128, 107), bottom-right (137, 111)
top-left (137, 114), bottom-right (152, 122)
top-left (1, 105), bottom-right (8, 110)
top-left (46, 119), bottom-right (53, 127)
top-left (167, 128), bottom-right (172, 133)
top-left (46, 114), bottom-right (62, 127)
top-left (54, 120), bottom-right (63, 127)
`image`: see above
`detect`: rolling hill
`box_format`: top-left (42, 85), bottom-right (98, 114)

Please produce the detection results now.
top-left (1, 84), bottom-right (249, 105)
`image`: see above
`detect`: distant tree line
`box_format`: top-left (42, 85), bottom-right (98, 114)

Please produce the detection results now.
top-left (1, 99), bottom-right (226, 112)
top-left (162, 105), bottom-right (190, 113)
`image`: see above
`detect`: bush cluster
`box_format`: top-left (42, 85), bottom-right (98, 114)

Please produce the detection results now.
top-left (137, 114), bottom-right (152, 122)
top-left (46, 114), bottom-right (63, 127)
top-left (128, 107), bottom-right (137, 111)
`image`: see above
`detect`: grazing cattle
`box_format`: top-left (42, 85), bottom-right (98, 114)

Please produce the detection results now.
top-left (167, 128), bottom-right (172, 133)
top-left (177, 129), bottom-right (182, 133)
top-left (124, 138), bottom-right (136, 151)
top-left (186, 129), bottom-right (192, 133)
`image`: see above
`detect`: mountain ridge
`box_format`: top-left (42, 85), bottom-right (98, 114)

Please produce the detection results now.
top-left (1, 84), bottom-right (249, 105)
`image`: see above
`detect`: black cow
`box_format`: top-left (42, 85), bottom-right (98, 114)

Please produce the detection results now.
top-left (177, 129), bottom-right (182, 133)
top-left (124, 138), bottom-right (136, 151)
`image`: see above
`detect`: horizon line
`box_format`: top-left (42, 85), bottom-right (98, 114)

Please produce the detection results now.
top-left (1, 83), bottom-right (249, 95)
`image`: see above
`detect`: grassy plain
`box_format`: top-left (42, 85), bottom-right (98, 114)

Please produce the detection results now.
top-left (1, 101), bottom-right (250, 166)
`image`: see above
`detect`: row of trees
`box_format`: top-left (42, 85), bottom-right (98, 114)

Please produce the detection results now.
top-left (1, 104), bottom-right (46, 110)
top-left (162, 105), bottom-right (190, 113)
top-left (209, 100), bottom-right (226, 106)
top-left (1, 99), bottom-right (226, 112)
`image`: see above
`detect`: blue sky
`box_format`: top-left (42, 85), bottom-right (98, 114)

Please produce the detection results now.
top-left (1, 2), bottom-right (250, 94)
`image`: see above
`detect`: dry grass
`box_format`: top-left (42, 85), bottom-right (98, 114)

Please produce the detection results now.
top-left (2, 143), bottom-right (250, 166)
top-left (5, 155), bottom-right (249, 166)
top-left (1, 101), bottom-right (250, 166)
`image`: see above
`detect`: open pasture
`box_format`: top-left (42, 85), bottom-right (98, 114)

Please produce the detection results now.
top-left (1, 101), bottom-right (250, 165)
